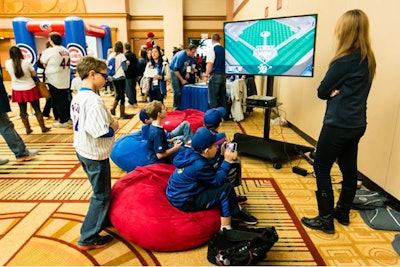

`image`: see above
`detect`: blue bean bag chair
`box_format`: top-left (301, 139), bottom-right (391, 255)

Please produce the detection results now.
top-left (109, 164), bottom-right (221, 251)
top-left (110, 132), bottom-right (150, 172)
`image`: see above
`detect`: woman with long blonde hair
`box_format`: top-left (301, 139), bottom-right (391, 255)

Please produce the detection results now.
top-left (301, 9), bottom-right (376, 234)
top-left (5, 46), bottom-right (51, 134)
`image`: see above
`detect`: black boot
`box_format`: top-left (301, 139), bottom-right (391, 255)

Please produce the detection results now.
top-left (301, 190), bottom-right (335, 234)
top-left (333, 187), bottom-right (356, 226)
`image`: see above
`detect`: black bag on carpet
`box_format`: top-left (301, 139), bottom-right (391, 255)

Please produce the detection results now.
top-left (207, 226), bottom-right (279, 266)
top-left (227, 160), bottom-right (241, 187)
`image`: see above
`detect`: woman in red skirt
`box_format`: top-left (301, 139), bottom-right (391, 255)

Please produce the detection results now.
top-left (5, 46), bottom-right (50, 134)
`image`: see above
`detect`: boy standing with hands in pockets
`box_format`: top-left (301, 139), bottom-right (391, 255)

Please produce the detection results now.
top-left (70, 56), bottom-right (119, 251)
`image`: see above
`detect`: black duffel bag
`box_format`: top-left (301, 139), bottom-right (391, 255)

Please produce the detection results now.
top-left (207, 226), bottom-right (279, 266)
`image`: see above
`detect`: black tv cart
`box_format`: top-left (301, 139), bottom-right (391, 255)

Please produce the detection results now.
top-left (232, 77), bottom-right (314, 169)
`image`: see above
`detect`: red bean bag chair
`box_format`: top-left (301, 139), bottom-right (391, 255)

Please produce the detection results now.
top-left (162, 109), bottom-right (204, 133)
top-left (109, 164), bottom-right (221, 251)
top-left (185, 109), bottom-right (205, 133)
top-left (162, 110), bottom-right (186, 132)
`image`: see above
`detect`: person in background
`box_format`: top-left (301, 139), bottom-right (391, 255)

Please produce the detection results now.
top-left (166, 127), bottom-right (257, 231)
top-left (71, 56), bottom-right (119, 251)
top-left (124, 42), bottom-right (138, 106)
top-left (40, 32), bottom-right (71, 128)
top-left (103, 48), bottom-right (115, 95)
top-left (137, 48), bottom-right (148, 100)
top-left (144, 46), bottom-right (169, 103)
top-left (145, 31), bottom-right (156, 50)
top-left (204, 33), bottom-right (227, 114)
top-left (108, 41), bottom-right (133, 119)
top-left (38, 41), bottom-right (58, 120)
top-left (301, 9), bottom-right (376, 234)
top-left (0, 63), bottom-right (39, 164)
top-left (145, 100), bottom-right (182, 164)
top-left (169, 44), bottom-right (197, 110)
top-left (5, 46), bottom-right (51, 134)
top-left (70, 69), bottom-right (82, 96)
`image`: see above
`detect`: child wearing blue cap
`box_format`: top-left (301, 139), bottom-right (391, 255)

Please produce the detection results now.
top-left (204, 106), bottom-right (247, 203)
top-left (166, 127), bottom-right (257, 230)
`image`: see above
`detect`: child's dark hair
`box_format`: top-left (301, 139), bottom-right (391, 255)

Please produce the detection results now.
top-left (76, 56), bottom-right (107, 80)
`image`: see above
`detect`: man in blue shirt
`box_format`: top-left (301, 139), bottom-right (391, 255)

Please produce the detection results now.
top-left (170, 44), bottom-right (197, 110)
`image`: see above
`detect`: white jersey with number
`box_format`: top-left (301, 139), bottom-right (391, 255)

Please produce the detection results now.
top-left (41, 45), bottom-right (70, 89)
top-left (70, 88), bottom-right (115, 160)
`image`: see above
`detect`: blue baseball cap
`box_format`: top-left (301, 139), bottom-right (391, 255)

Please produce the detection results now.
top-left (139, 109), bottom-right (149, 123)
top-left (204, 107), bottom-right (226, 127)
top-left (191, 127), bottom-right (217, 152)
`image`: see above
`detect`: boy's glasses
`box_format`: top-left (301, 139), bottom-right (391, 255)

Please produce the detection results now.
top-left (95, 71), bottom-right (108, 80)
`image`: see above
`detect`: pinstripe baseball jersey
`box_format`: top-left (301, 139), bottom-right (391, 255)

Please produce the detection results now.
top-left (70, 88), bottom-right (115, 160)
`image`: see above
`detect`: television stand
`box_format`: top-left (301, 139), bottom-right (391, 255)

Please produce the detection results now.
top-left (232, 77), bottom-right (314, 169)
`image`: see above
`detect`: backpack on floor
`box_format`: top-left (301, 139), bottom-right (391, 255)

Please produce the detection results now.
top-left (207, 226), bottom-right (279, 266)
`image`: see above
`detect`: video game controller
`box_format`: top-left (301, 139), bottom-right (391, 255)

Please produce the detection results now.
top-left (173, 139), bottom-right (183, 145)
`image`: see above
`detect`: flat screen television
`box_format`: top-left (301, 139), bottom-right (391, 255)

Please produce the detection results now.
top-left (224, 14), bottom-right (317, 77)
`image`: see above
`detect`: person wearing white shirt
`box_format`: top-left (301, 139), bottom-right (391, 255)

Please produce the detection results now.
top-left (108, 41), bottom-right (132, 119)
top-left (71, 56), bottom-right (119, 251)
top-left (40, 32), bottom-right (71, 128)
top-left (5, 46), bottom-right (51, 134)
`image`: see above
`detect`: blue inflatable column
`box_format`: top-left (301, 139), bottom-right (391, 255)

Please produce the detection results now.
top-left (101, 25), bottom-right (112, 60)
top-left (12, 17), bottom-right (38, 67)
top-left (64, 16), bottom-right (86, 70)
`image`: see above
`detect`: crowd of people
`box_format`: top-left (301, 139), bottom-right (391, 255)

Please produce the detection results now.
top-left (1, 8), bottom-right (376, 251)
top-left (0, 29), bottom-right (235, 251)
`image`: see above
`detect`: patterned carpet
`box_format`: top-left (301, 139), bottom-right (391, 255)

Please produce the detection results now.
top-left (0, 88), bottom-right (399, 265)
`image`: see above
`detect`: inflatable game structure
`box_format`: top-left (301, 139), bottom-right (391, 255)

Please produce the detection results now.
top-left (12, 16), bottom-right (112, 69)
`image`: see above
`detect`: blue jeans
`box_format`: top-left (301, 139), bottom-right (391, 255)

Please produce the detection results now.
top-left (208, 74), bottom-right (227, 110)
top-left (170, 71), bottom-right (181, 109)
top-left (314, 125), bottom-right (366, 192)
top-left (169, 121), bottom-right (193, 143)
top-left (0, 112), bottom-right (30, 159)
top-left (76, 153), bottom-right (111, 245)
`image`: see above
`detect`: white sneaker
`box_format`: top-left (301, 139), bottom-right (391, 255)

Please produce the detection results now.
top-left (52, 122), bottom-right (71, 128)
top-left (28, 149), bottom-right (39, 156)
top-left (0, 158), bottom-right (9, 165)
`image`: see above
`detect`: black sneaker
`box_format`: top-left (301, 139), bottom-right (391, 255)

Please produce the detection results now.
top-left (237, 195), bottom-right (247, 204)
top-left (77, 235), bottom-right (113, 251)
top-left (232, 209), bottom-right (258, 225)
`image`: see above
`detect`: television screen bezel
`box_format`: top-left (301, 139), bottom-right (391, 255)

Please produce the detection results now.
top-left (223, 13), bottom-right (318, 78)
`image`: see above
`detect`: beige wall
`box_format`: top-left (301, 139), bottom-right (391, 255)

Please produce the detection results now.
top-left (234, 0), bottom-right (400, 199)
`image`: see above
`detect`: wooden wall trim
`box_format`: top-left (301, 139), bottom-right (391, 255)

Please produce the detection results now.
top-left (233, 0), bottom-right (249, 18)
top-left (129, 16), bottom-right (163, 21)
top-left (0, 29), bottom-right (14, 38)
top-left (129, 30), bottom-right (164, 39)
top-left (184, 16), bottom-right (226, 21)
